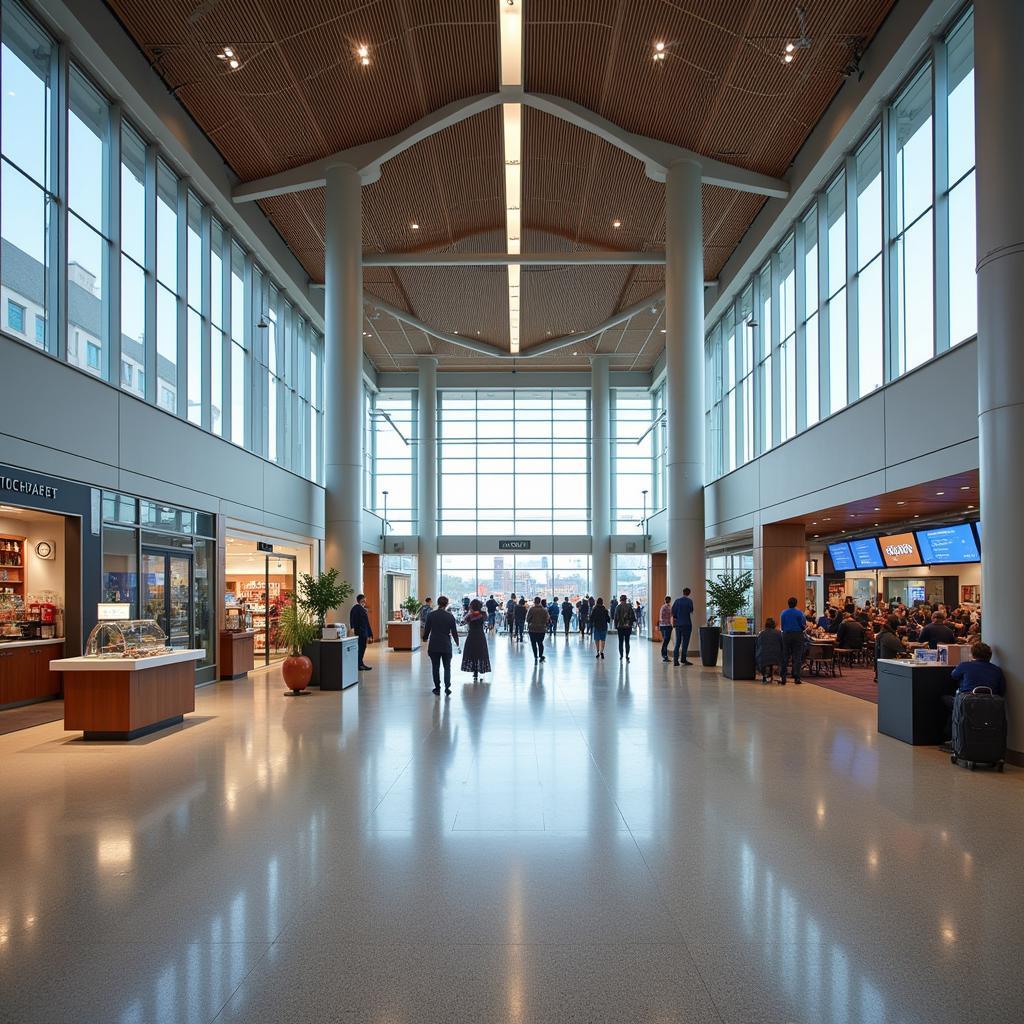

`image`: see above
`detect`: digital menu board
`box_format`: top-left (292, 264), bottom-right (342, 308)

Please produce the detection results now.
top-left (879, 532), bottom-right (922, 567)
top-left (850, 537), bottom-right (884, 569)
top-left (827, 541), bottom-right (855, 572)
top-left (917, 524), bottom-right (981, 565)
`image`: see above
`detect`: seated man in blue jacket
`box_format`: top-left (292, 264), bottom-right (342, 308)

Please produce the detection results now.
top-left (941, 642), bottom-right (1005, 744)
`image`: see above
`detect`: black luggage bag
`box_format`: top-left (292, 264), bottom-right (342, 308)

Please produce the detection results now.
top-left (951, 686), bottom-right (1007, 771)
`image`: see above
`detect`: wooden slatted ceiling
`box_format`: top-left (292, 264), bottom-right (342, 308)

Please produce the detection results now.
top-left (107, 0), bottom-right (897, 369)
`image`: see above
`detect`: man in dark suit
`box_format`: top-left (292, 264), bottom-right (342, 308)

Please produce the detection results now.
top-left (349, 594), bottom-right (373, 671)
top-left (422, 595), bottom-right (461, 695)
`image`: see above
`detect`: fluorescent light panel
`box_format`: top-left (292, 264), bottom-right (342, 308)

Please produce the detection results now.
top-left (499, 2), bottom-right (523, 353)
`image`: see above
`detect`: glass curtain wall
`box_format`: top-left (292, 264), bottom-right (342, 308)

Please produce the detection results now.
top-left (438, 555), bottom-right (591, 607)
top-left (439, 390), bottom-right (589, 535)
top-left (612, 390), bottom-right (656, 534)
top-left (703, 6), bottom-right (975, 483)
top-left (0, 0), bottom-right (325, 484)
top-left (367, 389), bottom-right (416, 533)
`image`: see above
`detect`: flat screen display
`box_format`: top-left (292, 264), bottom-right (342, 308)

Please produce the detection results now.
top-left (974, 521), bottom-right (981, 545)
top-left (917, 524), bottom-right (981, 565)
top-left (827, 542), bottom-right (855, 572)
top-left (879, 532), bottom-right (922, 567)
top-left (850, 537), bottom-right (884, 569)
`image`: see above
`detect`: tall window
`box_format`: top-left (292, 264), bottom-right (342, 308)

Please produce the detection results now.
top-left (120, 122), bottom-right (146, 398)
top-left (801, 206), bottom-right (820, 426)
top-left (777, 235), bottom-right (797, 440)
top-left (737, 285), bottom-right (754, 465)
top-left (892, 63), bottom-right (934, 374)
top-left (856, 127), bottom-right (884, 395)
top-left (156, 160), bottom-right (180, 413)
top-left (439, 555), bottom-right (591, 604)
top-left (651, 382), bottom-right (667, 512)
top-left (825, 173), bottom-right (847, 412)
top-left (369, 391), bottom-right (415, 532)
top-left (67, 67), bottom-right (110, 379)
top-left (439, 391), bottom-right (589, 535)
top-left (210, 219), bottom-right (225, 433)
top-left (946, 11), bottom-right (976, 347)
top-left (613, 390), bottom-right (654, 534)
top-left (705, 322), bottom-right (723, 478)
top-left (229, 242), bottom-right (246, 445)
top-left (757, 262), bottom-right (772, 451)
top-left (722, 320), bottom-right (736, 470)
top-left (186, 192), bottom-right (204, 425)
top-left (1, 1), bottom-right (55, 353)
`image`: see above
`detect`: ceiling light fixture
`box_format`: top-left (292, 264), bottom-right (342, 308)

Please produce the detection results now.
top-left (499, 0), bottom-right (523, 354)
top-left (897, 501), bottom-right (906, 505)
top-left (936, 491), bottom-right (945, 496)
top-left (356, 44), bottom-right (370, 66)
top-left (960, 485), bottom-right (970, 491)
top-left (410, 222), bottom-right (419, 230)
top-left (216, 46), bottom-right (240, 69)
top-left (613, 219), bottom-right (622, 228)
top-left (652, 41), bottom-right (667, 62)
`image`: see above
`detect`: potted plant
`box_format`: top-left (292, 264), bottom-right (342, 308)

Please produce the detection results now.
top-left (702, 571), bottom-right (753, 667)
top-left (401, 596), bottom-right (423, 620)
top-left (278, 598), bottom-right (318, 695)
top-left (296, 569), bottom-right (353, 636)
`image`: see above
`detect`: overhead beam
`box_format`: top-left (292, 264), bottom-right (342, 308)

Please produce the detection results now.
top-left (364, 290), bottom-right (667, 361)
top-left (232, 89), bottom-right (789, 204)
top-left (363, 251), bottom-right (665, 267)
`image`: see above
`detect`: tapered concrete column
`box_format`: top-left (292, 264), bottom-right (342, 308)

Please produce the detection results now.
top-left (323, 163), bottom-right (364, 601)
top-left (590, 355), bottom-right (611, 600)
top-left (416, 356), bottom-right (438, 600)
top-left (975, 0), bottom-right (1024, 761)
top-left (664, 157), bottom-right (706, 637)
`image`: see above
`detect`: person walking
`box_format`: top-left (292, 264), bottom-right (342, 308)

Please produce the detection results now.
top-left (779, 596), bottom-right (807, 685)
top-left (349, 594), bottom-right (374, 671)
top-left (635, 599), bottom-right (645, 636)
top-left (505, 594), bottom-right (516, 635)
top-left (613, 594), bottom-right (636, 661)
top-left (671, 588), bottom-right (695, 666)
top-left (526, 597), bottom-right (548, 662)
top-left (418, 597), bottom-right (433, 641)
top-left (548, 598), bottom-right (560, 636)
top-left (514, 596), bottom-right (528, 643)
top-left (461, 598), bottom-right (491, 682)
top-left (561, 597), bottom-right (573, 636)
top-left (422, 596), bottom-right (460, 695)
top-left (577, 597), bottom-right (590, 636)
top-left (485, 594), bottom-right (498, 632)
top-left (658, 596), bottom-right (673, 662)
top-left (590, 597), bottom-right (610, 658)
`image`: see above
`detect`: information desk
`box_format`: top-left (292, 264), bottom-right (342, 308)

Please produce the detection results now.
top-left (54, 649), bottom-right (205, 740)
top-left (219, 629), bottom-right (255, 679)
top-left (310, 637), bottom-right (359, 690)
top-left (387, 620), bottom-right (421, 651)
top-left (876, 659), bottom-right (957, 745)
top-left (721, 634), bottom-right (756, 680)
top-left (0, 639), bottom-right (65, 707)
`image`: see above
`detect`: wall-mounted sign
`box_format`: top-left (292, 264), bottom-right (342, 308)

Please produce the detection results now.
top-left (256, 541), bottom-right (274, 553)
top-left (0, 474), bottom-right (58, 501)
top-left (97, 603), bottom-right (131, 621)
top-left (498, 540), bottom-right (531, 551)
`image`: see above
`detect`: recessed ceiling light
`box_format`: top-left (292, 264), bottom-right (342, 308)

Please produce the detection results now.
top-left (652, 41), bottom-right (667, 61)
top-left (914, 514), bottom-right (920, 518)
top-left (229, 58), bottom-right (239, 68)
top-left (612, 219), bottom-right (622, 228)
top-left (785, 42), bottom-right (795, 53)
top-left (873, 507), bottom-right (880, 511)
top-left (784, 52), bottom-right (794, 63)
top-left (823, 517), bottom-right (831, 522)
top-left (410, 222), bottom-right (419, 230)
top-left (811, 522), bottom-right (817, 526)
top-left (572, 351), bottom-right (578, 356)
top-left (936, 491), bottom-right (945, 496)
top-left (967, 505), bottom-right (975, 510)
top-left (356, 44), bottom-right (370, 66)
top-left (813, 534), bottom-right (819, 538)
top-left (897, 501), bottom-right (906, 506)
top-left (960, 486), bottom-right (970, 491)
top-left (660, 328), bottom-right (666, 333)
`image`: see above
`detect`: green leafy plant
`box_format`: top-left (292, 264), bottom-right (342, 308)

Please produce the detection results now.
top-left (401, 596), bottom-right (423, 617)
top-left (278, 598), bottom-right (318, 656)
top-left (296, 569), bottom-right (353, 631)
top-left (705, 571), bottom-right (753, 626)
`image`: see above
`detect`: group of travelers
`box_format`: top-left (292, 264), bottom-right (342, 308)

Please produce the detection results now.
top-left (655, 589), bottom-right (696, 666)
top-left (752, 593), bottom-right (987, 686)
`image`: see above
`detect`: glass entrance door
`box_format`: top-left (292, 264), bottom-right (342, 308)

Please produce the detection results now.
top-left (263, 554), bottom-right (297, 664)
top-left (142, 549), bottom-right (194, 649)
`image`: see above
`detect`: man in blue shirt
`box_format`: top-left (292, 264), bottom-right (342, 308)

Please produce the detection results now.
top-left (671, 588), bottom-right (695, 666)
top-left (779, 596), bottom-right (806, 685)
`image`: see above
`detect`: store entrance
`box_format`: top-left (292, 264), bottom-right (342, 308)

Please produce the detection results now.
top-left (141, 548), bottom-right (193, 650)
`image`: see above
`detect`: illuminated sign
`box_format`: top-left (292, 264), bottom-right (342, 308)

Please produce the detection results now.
top-left (879, 532), bottom-right (922, 567)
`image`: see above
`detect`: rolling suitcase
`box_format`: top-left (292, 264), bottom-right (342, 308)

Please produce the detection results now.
top-left (951, 686), bottom-right (1007, 771)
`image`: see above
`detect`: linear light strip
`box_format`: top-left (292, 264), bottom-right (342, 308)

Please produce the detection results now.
top-left (499, 1), bottom-right (523, 354)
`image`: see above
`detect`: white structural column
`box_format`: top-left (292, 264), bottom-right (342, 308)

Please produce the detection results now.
top-left (664, 158), bottom-right (706, 635)
top-left (323, 163), bottom-right (365, 599)
top-left (416, 356), bottom-right (438, 600)
top-left (975, 0), bottom-right (1024, 760)
top-left (590, 354), bottom-right (611, 600)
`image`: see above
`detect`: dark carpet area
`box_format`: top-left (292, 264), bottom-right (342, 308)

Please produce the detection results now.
top-left (806, 665), bottom-right (879, 704)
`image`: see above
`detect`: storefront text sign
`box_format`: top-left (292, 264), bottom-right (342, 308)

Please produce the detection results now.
top-left (498, 540), bottom-right (531, 550)
top-left (1, 474), bottom-right (59, 501)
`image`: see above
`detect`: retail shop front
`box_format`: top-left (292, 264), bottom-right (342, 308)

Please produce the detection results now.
top-left (223, 529), bottom-right (314, 666)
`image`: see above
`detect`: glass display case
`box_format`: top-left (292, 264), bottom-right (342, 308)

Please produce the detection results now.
top-left (224, 606), bottom-right (252, 632)
top-left (85, 619), bottom-right (174, 659)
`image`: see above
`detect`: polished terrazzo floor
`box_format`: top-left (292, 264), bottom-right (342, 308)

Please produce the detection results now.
top-left (1, 631), bottom-right (1022, 1023)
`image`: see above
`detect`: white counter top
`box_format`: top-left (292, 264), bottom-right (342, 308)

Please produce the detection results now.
top-left (876, 658), bottom-right (953, 670)
top-left (52, 649), bottom-right (206, 672)
top-left (0, 638), bottom-right (65, 650)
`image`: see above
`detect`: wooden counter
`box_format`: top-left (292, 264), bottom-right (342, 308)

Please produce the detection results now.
top-left (387, 620), bottom-right (421, 652)
top-left (0, 640), bottom-right (66, 708)
top-left (54, 649), bottom-right (205, 740)
top-left (219, 629), bottom-right (255, 679)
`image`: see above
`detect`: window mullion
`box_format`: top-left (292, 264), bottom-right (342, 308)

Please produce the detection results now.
top-left (52, 41), bottom-right (69, 362)
top-left (175, 174), bottom-right (188, 418)
top-left (816, 192), bottom-right (830, 416)
top-left (882, 104), bottom-right (899, 382)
